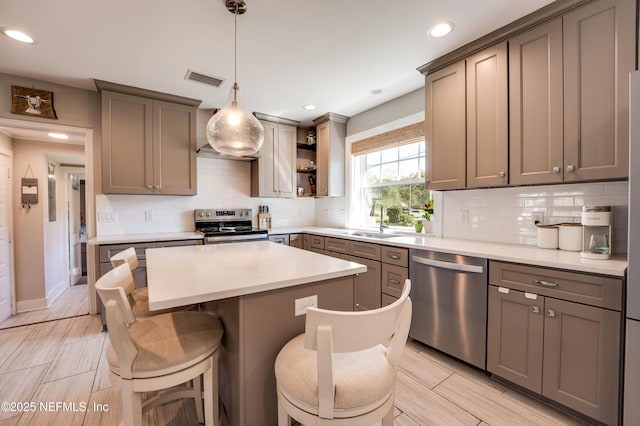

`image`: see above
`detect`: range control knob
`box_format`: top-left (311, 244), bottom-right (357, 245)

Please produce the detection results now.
top-left (206, 210), bottom-right (212, 217)
top-left (198, 211), bottom-right (205, 217)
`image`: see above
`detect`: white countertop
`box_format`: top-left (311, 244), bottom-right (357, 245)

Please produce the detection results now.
top-left (145, 240), bottom-right (367, 310)
top-left (87, 231), bottom-right (203, 245)
top-left (292, 227), bottom-right (628, 277)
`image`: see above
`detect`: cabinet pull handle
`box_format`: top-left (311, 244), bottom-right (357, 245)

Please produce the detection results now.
top-left (389, 254), bottom-right (400, 260)
top-left (498, 171), bottom-right (505, 177)
top-left (534, 279), bottom-right (558, 287)
top-left (546, 309), bottom-right (556, 318)
top-left (154, 185), bottom-right (161, 190)
top-left (566, 165), bottom-right (575, 172)
top-left (552, 166), bottom-right (561, 173)
top-left (147, 185), bottom-right (153, 189)
top-left (389, 279), bottom-right (400, 285)
top-left (531, 306), bottom-right (540, 314)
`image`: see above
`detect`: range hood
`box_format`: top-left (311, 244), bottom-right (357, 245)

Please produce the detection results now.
top-left (196, 108), bottom-right (260, 161)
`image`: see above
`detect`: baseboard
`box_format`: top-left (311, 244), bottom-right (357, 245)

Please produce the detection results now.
top-left (16, 297), bottom-right (48, 313)
top-left (47, 280), bottom-right (66, 305)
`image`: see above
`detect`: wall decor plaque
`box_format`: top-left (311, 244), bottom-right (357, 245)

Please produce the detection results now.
top-left (11, 85), bottom-right (58, 119)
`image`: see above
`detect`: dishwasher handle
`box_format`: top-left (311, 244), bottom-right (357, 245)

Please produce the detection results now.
top-left (411, 255), bottom-right (485, 274)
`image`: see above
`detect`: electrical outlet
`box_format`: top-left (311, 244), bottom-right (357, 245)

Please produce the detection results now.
top-left (459, 209), bottom-right (469, 224)
top-left (532, 212), bottom-right (544, 226)
top-left (145, 210), bottom-right (153, 222)
top-left (295, 295), bottom-right (318, 316)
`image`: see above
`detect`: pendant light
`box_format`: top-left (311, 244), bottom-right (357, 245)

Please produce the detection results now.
top-left (206, 0), bottom-right (264, 156)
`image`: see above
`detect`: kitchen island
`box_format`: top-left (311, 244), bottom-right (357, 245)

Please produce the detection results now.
top-left (145, 241), bottom-right (366, 426)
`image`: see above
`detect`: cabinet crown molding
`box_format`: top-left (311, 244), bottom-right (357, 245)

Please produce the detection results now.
top-left (94, 79), bottom-right (202, 107)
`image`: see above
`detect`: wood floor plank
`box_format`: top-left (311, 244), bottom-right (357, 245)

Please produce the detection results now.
top-left (395, 371), bottom-right (480, 426)
top-left (434, 373), bottom-right (582, 426)
top-left (399, 342), bottom-right (454, 389)
top-left (91, 349), bottom-right (112, 393)
top-left (0, 365), bottom-right (48, 421)
top-left (0, 328), bottom-right (32, 368)
top-left (0, 334), bottom-right (64, 374)
top-left (64, 316), bottom-right (103, 344)
top-left (16, 371), bottom-right (94, 426)
top-left (83, 387), bottom-right (121, 426)
top-left (43, 335), bottom-right (104, 383)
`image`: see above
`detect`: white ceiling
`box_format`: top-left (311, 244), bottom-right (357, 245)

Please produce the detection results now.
top-left (0, 0), bottom-right (554, 128)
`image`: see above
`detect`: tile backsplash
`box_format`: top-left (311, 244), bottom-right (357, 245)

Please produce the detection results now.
top-left (440, 181), bottom-right (628, 253)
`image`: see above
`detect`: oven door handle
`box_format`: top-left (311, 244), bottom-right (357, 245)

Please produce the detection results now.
top-left (411, 255), bottom-right (484, 274)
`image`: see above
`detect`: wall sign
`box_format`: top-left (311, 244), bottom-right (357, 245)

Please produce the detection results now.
top-left (21, 177), bottom-right (38, 208)
top-left (11, 85), bottom-right (58, 119)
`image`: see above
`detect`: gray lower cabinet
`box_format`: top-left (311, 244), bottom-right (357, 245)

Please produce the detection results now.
top-left (326, 237), bottom-right (381, 311)
top-left (487, 261), bottom-right (623, 425)
top-left (289, 233), bottom-right (303, 249)
top-left (97, 239), bottom-right (202, 327)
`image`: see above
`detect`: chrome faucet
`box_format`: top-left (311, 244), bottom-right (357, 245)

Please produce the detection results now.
top-left (370, 201), bottom-right (388, 233)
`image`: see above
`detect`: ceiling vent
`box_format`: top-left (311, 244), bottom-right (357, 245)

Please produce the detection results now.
top-left (185, 70), bottom-right (224, 87)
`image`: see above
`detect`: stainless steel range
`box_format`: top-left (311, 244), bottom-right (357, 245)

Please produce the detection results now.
top-left (194, 208), bottom-right (268, 244)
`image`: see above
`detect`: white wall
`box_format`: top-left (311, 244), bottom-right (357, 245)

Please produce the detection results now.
top-left (96, 157), bottom-right (316, 235)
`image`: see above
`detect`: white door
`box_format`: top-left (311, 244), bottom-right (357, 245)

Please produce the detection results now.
top-left (0, 153), bottom-right (12, 322)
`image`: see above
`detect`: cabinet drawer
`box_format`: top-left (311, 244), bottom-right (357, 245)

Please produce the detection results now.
top-left (308, 235), bottom-right (325, 250)
top-left (489, 261), bottom-right (623, 310)
top-left (381, 246), bottom-right (408, 267)
top-left (326, 237), bottom-right (349, 253)
top-left (155, 239), bottom-right (202, 247)
top-left (350, 240), bottom-right (381, 261)
top-left (99, 242), bottom-right (155, 262)
top-left (381, 263), bottom-right (408, 298)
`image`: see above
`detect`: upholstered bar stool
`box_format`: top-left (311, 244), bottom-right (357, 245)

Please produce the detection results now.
top-left (275, 279), bottom-right (412, 426)
top-left (110, 247), bottom-right (197, 317)
top-left (96, 263), bottom-right (223, 426)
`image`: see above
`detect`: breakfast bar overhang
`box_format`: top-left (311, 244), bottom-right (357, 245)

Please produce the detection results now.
top-left (146, 241), bottom-right (367, 426)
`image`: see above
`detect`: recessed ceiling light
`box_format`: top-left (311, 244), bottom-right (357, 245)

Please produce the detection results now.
top-left (370, 88), bottom-right (385, 95)
top-left (2, 29), bottom-right (35, 44)
top-left (429, 22), bottom-right (454, 38)
top-left (303, 104), bottom-right (317, 111)
top-left (48, 132), bottom-right (69, 140)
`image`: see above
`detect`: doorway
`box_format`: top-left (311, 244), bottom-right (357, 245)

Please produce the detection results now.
top-left (0, 118), bottom-right (94, 329)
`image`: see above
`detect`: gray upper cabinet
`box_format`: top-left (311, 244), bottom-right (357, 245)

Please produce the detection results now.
top-left (98, 81), bottom-right (199, 195)
top-left (251, 116), bottom-right (298, 198)
top-left (425, 43), bottom-right (507, 190)
top-left (509, 19), bottom-right (564, 186)
top-left (563, 0), bottom-right (634, 182)
top-left (425, 61), bottom-right (466, 190)
top-left (314, 113), bottom-right (347, 197)
top-left (511, 0), bottom-right (634, 186)
top-left (466, 42), bottom-right (508, 188)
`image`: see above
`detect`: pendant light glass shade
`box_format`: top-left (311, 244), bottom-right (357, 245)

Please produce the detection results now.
top-left (206, 0), bottom-right (264, 157)
top-left (206, 83), bottom-right (264, 156)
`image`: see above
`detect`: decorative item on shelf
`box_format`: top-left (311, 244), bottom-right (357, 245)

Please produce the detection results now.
top-left (205, 0), bottom-right (264, 157)
top-left (297, 187), bottom-right (304, 196)
top-left (308, 175), bottom-right (316, 196)
top-left (414, 221), bottom-right (423, 233)
top-left (306, 129), bottom-right (316, 145)
top-left (301, 161), bottom-right (316, 171)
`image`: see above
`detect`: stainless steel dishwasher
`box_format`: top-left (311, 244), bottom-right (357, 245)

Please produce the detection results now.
top-left (409, 249), bottom-right (488, 369)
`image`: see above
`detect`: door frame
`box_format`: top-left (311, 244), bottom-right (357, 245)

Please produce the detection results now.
top-left (0, 117), bottom-right (94, 316)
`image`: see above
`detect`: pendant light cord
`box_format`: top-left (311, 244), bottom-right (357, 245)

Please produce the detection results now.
top-left (234, 3), bottom-right (238, 84)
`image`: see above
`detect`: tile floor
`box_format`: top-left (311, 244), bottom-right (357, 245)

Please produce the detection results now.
top-left (0, 312), bottom-right (588, 425)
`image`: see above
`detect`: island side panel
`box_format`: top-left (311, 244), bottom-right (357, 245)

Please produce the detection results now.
top-left (241, 275), bottom-right (354, 426)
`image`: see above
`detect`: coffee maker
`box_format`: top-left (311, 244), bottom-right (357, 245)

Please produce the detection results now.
top-left (581, 206), bottom-right (613, 259)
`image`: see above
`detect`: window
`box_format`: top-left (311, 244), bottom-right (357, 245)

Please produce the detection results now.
top-left (351, 140), bottom-right (429, 230)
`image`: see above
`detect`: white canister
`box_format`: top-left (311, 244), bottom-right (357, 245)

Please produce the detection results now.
top-left (537, 225), bottom-right (559, 249)
top-left (558, 223), bottom-right (583, 251)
